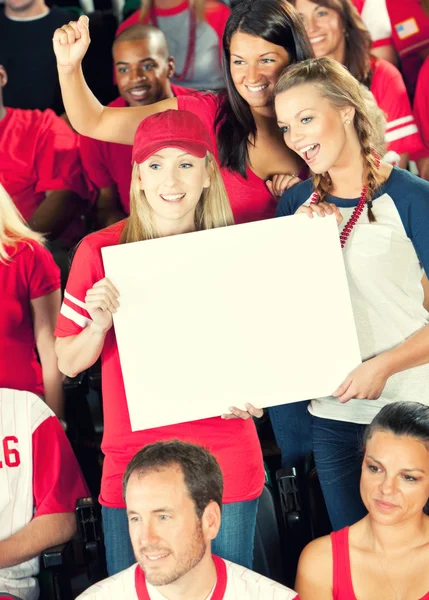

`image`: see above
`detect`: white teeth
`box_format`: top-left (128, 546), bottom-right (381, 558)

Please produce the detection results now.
top-left (246, 84), bottom-right (268, 92)
top-left (310, 35), bottom-right (325, 43)
top-left (300, 144), bottom-right (317, 153)
top-left (161, 193), bottom-right (185, 201)
top-left (146, 554), bottom-right (169, 561)
top-left (130, 89), bottom-right (147, 96)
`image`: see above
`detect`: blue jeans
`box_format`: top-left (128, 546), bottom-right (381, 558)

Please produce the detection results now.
top-left (312, 415), bottom-right (367, 531)
top-left (102, 498), bottom-right (259, 576)
top-left (268, 402), bottom-right (312, 471)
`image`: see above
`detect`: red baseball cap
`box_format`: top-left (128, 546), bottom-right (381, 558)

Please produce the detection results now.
top-left (132, 110), bottom-right (214, 164)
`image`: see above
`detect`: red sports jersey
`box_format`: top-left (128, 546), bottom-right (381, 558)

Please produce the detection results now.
top-left (77, 555), bottom-right (299, 599)
top-left (0, 389), bottom-right (89, 599)
top-left (0, 108), bottom-right (88, 245)
top-left (353, 0), bottom-right (429, 95)
top-left (80, 85), bottom-right (194, 215)
top-left (370, 57), bottom-right (425, 159)
top-left (0, 240), bottom-right (60, 396)
top-left (54, 222), bottom-right (265, 508)
top-left (414, 57), bottom-right (429, 151)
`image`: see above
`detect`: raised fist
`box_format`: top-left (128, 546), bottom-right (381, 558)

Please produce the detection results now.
top-left (53, 15), bottom-right (91, 72)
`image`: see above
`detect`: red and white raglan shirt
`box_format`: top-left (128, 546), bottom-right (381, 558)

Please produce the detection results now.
top-left (80, 85), bottom-right (194, 215)
top-left (55, 221), bottom-right (265, 509)
top-left (0, 389), bottom-right (89, 599)
top-left (77, 555), bottom-right (299, 599)
top-left (0, 240), bottom-right (60, 396)
top-left (116, 0), bottom-right (230, 90)
top-left (414, 57), bottom-right (429, 151)
top-left (0, 108), bottom-right (88, 246)
top-left (369, 57), bottom-right (426, 160)
top-left (352, 0), bottom-right (429, 96)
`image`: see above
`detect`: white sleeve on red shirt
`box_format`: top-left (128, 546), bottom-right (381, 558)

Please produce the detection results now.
top-left (370, 58), bottom-right (425, 158)
top-left (360, 0), bottom-right (392, 46)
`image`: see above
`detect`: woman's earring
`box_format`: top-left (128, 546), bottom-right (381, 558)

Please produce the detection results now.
top-left (345, 119), bottom-right (351, 125)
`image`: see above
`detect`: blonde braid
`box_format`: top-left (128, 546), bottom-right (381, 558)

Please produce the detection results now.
top-left (313, 171), bottom-right (332, 204)
top-left (355, 112), bottom-right (384, 223)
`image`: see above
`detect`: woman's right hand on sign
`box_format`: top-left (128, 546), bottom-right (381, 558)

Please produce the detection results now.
top-left (85, 277), bottom-right (119, 334)
top-left (296, 202), bottom-right (343, 226)
top-left (53, 15), bottom-right (91, 72)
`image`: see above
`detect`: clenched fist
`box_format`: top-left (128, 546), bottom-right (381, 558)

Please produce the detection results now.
top-left (53, 15), bottom-right (91, 72)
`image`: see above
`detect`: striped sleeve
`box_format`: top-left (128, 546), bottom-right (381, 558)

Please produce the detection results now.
top-left (370, 59), bottom-right (425, 158)
top-left (54, 237), bottom-right (104, 338)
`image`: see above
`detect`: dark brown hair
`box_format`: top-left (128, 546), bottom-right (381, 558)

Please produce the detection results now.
top-left (123, 440), bottom-right (224, 518)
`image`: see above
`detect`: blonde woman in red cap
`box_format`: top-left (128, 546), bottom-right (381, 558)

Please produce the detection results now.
top-left (54, 109), bottom-right (265, 577)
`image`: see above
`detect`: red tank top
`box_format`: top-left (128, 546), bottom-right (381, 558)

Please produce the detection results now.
top-left (331, 527), bottom-right (429, 600)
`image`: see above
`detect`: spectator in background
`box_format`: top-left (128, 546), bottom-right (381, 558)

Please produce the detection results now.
top-left (292, 0), bottom-right (427, 171)
top-left (80, 24), bottom-right (194, 229)
top-left (77, 440), bottom-right (299, 600)
top-left (116, 0), bottom-right (231, 91)
top-left (0, 0), bottom-right (76, 114)
top-left (414, 58), bottom-right (429, 180)
top-left (0, 65), bottom-right (89, 252)
top-left (0, 388), bottom-right (89, 599)
top-left (351, 0), bottom-right (429, 98)
top-left (0, 184), bottom-right (65, 418)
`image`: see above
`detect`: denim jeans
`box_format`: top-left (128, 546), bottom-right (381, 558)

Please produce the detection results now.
top-left (102, 498), bottom-right (259, 576)
top-left (312, 415), bottom-right (368, 531)
top-left (268, 402), bottom-right (313, 471)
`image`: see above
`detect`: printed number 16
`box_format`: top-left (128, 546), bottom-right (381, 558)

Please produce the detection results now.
top-left (0, 436), bottom-right (21, 468)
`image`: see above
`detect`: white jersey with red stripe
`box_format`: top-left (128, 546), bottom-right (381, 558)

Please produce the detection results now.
top-left (76, 555), bottom-right (299, 600)
top-left (0, 389), bottom-right (50, 600)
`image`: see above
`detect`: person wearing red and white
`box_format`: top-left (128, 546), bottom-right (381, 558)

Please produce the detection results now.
top-left (413, 56), bottom-right (429, 181)
top-left (0, 184), bottom-right (64, 417)
top-left (55, 109), bottom-right (265, 576)
top-left (77, 440), bottom-right (299, 600)
top-left (116, 0), bottom-right (230, 91)
top-left (0, 65), bottom-right (88, 247)
top-left (80, 24), bottom-right (193, 229)
top-left (0, 388), bottom-right (89, 599)
top-left (292, 0), bottom-right (427, 171)
top-left (351, 0), bottom-right (429, 97)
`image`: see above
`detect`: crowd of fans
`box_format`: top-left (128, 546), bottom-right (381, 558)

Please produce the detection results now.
top-left (1, 0), bottom-right (429, 598)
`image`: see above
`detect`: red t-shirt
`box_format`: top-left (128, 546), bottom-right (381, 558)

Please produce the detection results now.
top-left (80, 85), bottom-right (193, 215)
top-left (54, 221), bottom-right (265, 508)
top-left (0, 240), bottom-right (60, 396)
top-left (177, 92), bottom-right (279, 224)
top-left (370, 57), bottom-right (426, 159)
top-left (0, 108), bottom-right (88, 244)
top-left (414, 57), bottom-right (429, 151)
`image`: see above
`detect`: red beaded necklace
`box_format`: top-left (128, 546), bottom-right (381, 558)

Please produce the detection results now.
top-left (310, 155), bottom-right (379, 249)
top-left (150, 2), bottom-right (197, 82)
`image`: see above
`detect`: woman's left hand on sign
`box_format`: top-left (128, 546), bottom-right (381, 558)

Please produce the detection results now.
top-left (332, 356), bottom-right (391, 403)
top-left (221, 403), bottom-right (264, 420)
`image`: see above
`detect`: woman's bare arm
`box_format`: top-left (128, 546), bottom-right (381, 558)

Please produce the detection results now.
top-left (53, 16), bottom-right (177, 143)
top-left (295, 536), bottom-right (333, 600)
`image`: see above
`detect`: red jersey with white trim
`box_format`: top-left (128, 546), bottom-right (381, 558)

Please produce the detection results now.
top-left (76, 555), bottom-right (299, 599)
top-left (352, 0), bottom-right (429, 95)
top-left (370, 57), bottom-right (425, 159)
top-left (414, 57), bottom-right (429, 151)
top-left (0, 108), bottom-right (88, 245)
top-left (80, 85), bottom-right (194, 215)
top-left (0, 240), bottom-right (60, 396)
top-left (54, 222), bottom-right (264, 508)
top-left (0, 389), bottom-right (89, 599)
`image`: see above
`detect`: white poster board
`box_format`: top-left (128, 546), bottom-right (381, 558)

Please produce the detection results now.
top-left (102, 214), bottom-right (361, 431)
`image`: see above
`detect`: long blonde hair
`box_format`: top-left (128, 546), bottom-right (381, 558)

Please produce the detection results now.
top-left (140, 0), bottom-right (206, 23)
top-left (120, 151), bottom-right (234, 244)
top-left (0, 184), bottom-right (45, 263)
top-left (274, 57), bottom-right (385, 222)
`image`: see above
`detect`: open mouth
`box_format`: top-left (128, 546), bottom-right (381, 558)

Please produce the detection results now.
top-left (246, 84), bottom-right (269, 93)
top-left (160, 193), bottom-right (186, 203)
top-left (309, 35), bottom-right (326, 44)
top-left (145, 552), bottom-right (170, 562)
top-left (128, 86), bottom-right (151, 100)
top-left (299, 143), bottom-right (320, 163)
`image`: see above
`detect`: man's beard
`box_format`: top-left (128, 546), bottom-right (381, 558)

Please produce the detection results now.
top-left (140, 521), bottom-right (207, 587)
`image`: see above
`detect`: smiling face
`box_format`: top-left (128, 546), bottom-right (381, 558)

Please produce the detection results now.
top-left (294, 0), bottom-right (346, 63)
top-left (229, 32), bottom-right (290, 113)
top-left (126, 466), bottom-right (210, 586)
top-left (361, 431), bottom-right (429, 525)
top-left (138, 147), bottom-right (210, 230)
top-left (113, 37), bottom-right (174, 107)
top-left (275, 82), bottom-right (354, 173)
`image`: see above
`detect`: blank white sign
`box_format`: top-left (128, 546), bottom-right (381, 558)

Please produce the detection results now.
top-left (102, 214), bottom-right (361, 432)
